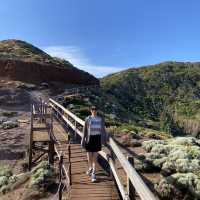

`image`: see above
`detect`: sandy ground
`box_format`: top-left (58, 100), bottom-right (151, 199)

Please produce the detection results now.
top-left (0, 111), bottom-right (30, 173)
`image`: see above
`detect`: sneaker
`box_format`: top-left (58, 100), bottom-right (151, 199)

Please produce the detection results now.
top-left (86, 168), bottom-right (92, 176)
top-left (91, 172), bottom-right (96, 182)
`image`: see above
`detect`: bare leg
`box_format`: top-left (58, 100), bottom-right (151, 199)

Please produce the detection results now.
top-left (87, 152), bottom-right (92, 170)
top-left (92, 152), bottom-right (98, 173)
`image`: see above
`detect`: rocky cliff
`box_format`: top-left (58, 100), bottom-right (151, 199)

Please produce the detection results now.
top-left (0, 39), bottom-right (99, 85)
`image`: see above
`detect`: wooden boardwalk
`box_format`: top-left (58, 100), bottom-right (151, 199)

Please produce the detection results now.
top-left (49, 98), bottom-right (157, 200)
top-left (52, 119), bottom-right (120, 200)
top-left (29, 97), bottom-right (157, 200)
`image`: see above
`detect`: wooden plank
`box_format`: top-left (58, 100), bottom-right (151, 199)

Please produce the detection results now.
top-left (33, 130), bottom-right (50, 142)
top-left (53, 123), bottom-right (68, 142)
top-left (98, 150), bottom-right (128, 199)
top-left (69, 144), bottom-right (120, 200)
top-left (109, 158), bottom-right (128, 199)
top-left (32, 113), bottom-right (52, 118)
top-left (32, 122), bottom-right (48, 131)
top-left (33, 123), bottom-right (47, 129)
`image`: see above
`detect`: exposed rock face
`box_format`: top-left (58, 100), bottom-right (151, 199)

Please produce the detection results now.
top-left (0, 39), bottom-right (99, 85)
top-left (0, 59), bottom-right (99, 85)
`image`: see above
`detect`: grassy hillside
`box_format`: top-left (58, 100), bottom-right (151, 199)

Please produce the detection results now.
top-left (0, 39), bottom-right (74, 68)
top-left (101, 61), bottom-right (200, 137)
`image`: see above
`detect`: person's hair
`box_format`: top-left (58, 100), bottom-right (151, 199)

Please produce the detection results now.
top-left (90, 105), bottom-right (97, 111)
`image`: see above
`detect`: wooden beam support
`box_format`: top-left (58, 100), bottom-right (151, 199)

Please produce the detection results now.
top-left (68, 145), bottom-right (72, 185)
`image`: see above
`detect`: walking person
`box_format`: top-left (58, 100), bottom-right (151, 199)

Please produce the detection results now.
top-left (81, 105), bottom-right (108, 182)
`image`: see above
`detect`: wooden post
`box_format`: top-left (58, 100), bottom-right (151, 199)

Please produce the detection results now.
top-left (127, 156), bottom-right (135, 200)
top-left (68, 134), bottom-right (71, 144)
top-left (39, 101), bottom-right (42, 123)
top-left (56, 106), bottom-right (59, 120)
top-left (48, 113), bottom-right (54, 165)
top-left (65, 114), bottom-right (69, 132)
top-left (59, 154), bottom-right (63, 183)
top-left (74, 120), bottom-right (77, 141)
top-left (107, 154), bottom-right (113, 178)
top-left (48, 140), bottom-right (54, 165)
top-left (48, 118), bottom-right (54, 165)
top-left (68, 145), bottom-right (72, 185)
top-left (111, 149), bottom-right (115, 164)
top-left (44, 103), bottom-right (47, 124)
top-left (28, 104), bottom-right (33, 171)
top-left (58, 183), bottom-right (62, 200)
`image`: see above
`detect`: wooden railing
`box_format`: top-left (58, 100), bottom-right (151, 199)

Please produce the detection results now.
top-left (60, 85), bottom-right (99, 97)
top-left (50, 150), bottom-right (71, 200)
top-left (51, 109), bottom-right (72, 199)
top-left (29, 101), bottom-right (54, 170)
top-left (49, 98), bottom-right (157, 200)
top-left (56, 148), bottom-right (71, 200)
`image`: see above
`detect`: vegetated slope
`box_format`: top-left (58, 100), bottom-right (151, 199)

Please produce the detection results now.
top-left (0, 39), bottom-right (99, 85)
top-left (101, 61), bottom-right (200, 137)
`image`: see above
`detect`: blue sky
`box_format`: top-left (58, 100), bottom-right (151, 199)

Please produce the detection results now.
top-left (1, 0), bottom-right (200, 77)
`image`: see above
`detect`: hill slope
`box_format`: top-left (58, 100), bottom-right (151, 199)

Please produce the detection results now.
top-left (101, 61), bottom-right (200, 136)
top-left (0, 39), bottom-right (99, 85)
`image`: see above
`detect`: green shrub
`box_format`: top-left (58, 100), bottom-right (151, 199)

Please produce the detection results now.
top-left (0, 176), bottom-right (8, 187)
top-left (153, 157), bottom-right (168, 168)
top-left (169, 137), bottom-right (196, 146)
top-left (1, 111), bottom-right (18, 118)
top-left (142, 140), bottom-right (166, 152)
top-left (170, 173), bottom-right (200, 198)
top-left (155, 177), bottom-right (175, 198)
top-left (29, 161), bottom-right (55, 188)
top-left (0, 166), bottom-right (12, 177)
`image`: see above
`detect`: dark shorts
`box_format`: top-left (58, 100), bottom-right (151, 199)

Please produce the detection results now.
top-left (85, 135), bottom-right (102, 152)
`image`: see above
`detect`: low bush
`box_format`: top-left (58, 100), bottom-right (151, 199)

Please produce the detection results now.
top-left (1, 111), bottom-right (18, 118)
top-left (143, 137), bottom-right (200, 198)
top-left (1, 120), bottom-right (18, 129)
top-left (0, 161), bottom-right (56, 196)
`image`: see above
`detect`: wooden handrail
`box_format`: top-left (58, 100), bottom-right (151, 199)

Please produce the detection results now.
top-left (49, 98), bottom-right (157, 200)
top-left (50, 99), bottom-right (84, 126)
top-left (49, 103), bottom-right (84, 138)
top-left (109, 138), bottom-right (156, 200)
top-left (63, 85), bottom-right (99, 94)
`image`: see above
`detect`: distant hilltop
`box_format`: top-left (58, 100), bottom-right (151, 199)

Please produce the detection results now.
top-left (0, 39), bottom-right (99, 85)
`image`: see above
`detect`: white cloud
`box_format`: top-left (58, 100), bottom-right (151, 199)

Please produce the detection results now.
top-left (43, 45), bottom-right (125, 77)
